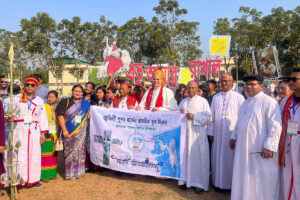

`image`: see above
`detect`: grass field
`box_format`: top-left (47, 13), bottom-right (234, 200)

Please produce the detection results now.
top-left (0, 152), bottom-right (230, 200)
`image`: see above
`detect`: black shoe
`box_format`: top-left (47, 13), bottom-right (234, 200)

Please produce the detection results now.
top-left (179, 184), bottom-right (187, 190)
top-left (214, 186), bottom-right (222, 192)
top-left (127, 173), bottom-right (135, 178)
top-left (214, 186), bottom-right (229, 193)
top-left (193, 187), bottom-right (204, 194)
top-left (33, 183), bottom-right (42, 188)
top-left (114, 171), bottom-right (124, 177)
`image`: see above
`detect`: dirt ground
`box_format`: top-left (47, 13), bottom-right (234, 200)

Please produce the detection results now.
top-left (0, 152), bottom-right (230, 200)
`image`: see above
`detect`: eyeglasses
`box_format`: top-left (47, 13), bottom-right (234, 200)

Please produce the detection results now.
top-left (1, 81), bottom-right (8, 83)
top-left (245, 83), bottom-right (259, 86)
top-left (25, 83), bottom-right (36, 88)
top-left (220, 80), bottom-right (231, 83)
top-left (276, 87), bottom-right (287, 91)
top-left (287, 77), bottom-right (300, 82)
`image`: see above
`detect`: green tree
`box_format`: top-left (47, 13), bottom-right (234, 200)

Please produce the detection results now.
top-left (57, 16), bottom-right (117, 82)
top-left (152, 0), bottom-right (202, 65)
top-left (57, 16), bottom-right (89, 82)
top-left (19, 12), bottom-right (57, 74)
top-left (117, 17), bottom-right (148, 63)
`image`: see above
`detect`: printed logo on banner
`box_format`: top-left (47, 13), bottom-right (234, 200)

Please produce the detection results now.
top-left (103, 130), bottom-right (112, 166)
top-left (128, 133), bottom-right (145, 152)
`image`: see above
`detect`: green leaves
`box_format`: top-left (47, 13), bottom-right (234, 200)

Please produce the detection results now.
top-left (214, 6), bottom-right (300, 78)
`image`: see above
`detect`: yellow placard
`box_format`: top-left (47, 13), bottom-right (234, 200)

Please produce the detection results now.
top-left (210, 37), bottom-right (229, 55)
top-left (179, 68), bottom-right (192, 85)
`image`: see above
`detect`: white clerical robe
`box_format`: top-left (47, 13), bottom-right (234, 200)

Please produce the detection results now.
top-left (231, 91), bottom-right (282, 200)
top-left (208, 90), bottom-right (244, 189)
top-left (139, 87), bottom-right (178, 111)
top-left (178, 95), bottom-right (211, 190)
top-left (1, 94), bottom-right (48, 186)
top-left (280, 96), bottom-right (300, 200)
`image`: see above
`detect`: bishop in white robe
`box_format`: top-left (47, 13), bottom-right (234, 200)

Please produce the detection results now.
top-left (178, 81), bottom-right (211, 193)
top-left (230, 75), bottom-right (282, 200)
top-left (208, 74), bottom-right (244, 190)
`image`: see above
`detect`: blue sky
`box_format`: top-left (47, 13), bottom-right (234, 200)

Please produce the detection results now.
top-left (0, 0), bottom-right (299, 58)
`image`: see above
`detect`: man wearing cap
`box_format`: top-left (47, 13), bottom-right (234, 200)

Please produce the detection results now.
top-left (279, 68), bottom-right (300, 200)
top-left (1, 75), bottom-right (48, 188)
top-left (110, 81), bottom-right (138, 109)
top-left (208, 73), bottom-right (244, 191)
top-left (230, 74), bottom-right (282, 200)
top-left (136, 70), bottom-right (178, 111)
top-left (178, 81), bottom-right (211, 194)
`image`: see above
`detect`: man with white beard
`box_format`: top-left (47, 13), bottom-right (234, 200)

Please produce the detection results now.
top-left (178, 81), bottom-right (211, 194)
top-left (230, 74), bottom-right (282, 200)
top-left (208, 73), bottom-right (244, 191)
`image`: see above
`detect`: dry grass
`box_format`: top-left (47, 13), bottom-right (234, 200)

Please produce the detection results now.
top-left (0, 152), bottom-right (230, 200)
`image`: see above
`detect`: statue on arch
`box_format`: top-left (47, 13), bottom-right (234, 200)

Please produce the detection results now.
top-left (97, 36), bottom-right (131, 79)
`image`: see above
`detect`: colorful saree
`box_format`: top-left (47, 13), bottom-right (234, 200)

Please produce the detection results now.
top-left (41, 104), bottom-right (58, 180)
top-left (58, 99), bottom-right (90, 179)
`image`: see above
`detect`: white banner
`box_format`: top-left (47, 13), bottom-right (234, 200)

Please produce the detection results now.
top-left (90, 106), bottom-right (187, 180)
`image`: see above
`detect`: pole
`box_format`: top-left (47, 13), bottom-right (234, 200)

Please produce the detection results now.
top-left (235, 56), bottom-right (238, 84)
top-left (8, 44), bottom-right (15, 200)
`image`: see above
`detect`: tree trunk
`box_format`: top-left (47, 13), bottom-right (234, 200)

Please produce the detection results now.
top-left (55, 75), bottom-right (59, 91)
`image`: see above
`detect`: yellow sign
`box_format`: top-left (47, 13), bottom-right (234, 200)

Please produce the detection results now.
top-left (209, 36), bottom-right (231, 56)
top-left (178, 68), bottom-right (192, 85)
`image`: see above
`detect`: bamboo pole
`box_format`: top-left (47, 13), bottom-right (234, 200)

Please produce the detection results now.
top-left (8, 44), bottom-right (15, 200)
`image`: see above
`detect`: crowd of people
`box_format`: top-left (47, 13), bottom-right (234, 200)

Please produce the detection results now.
top-left (0, 67), bottom-right (298, 200)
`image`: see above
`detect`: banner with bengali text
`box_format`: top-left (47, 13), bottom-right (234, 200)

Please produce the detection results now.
top-left (90, 106), bottom-right (187, 180)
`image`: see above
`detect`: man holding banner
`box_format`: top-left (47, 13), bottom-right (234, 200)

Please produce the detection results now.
top-left (178, 81), bottom-right (212, 194)
top-left (136, 70), bottom-right (178, 111)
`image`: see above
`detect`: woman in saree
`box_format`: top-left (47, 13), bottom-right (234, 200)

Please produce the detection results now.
top-left (56, 84), bottom-right (90, 180)
top-left (41, 90), bottom-right (59, 181)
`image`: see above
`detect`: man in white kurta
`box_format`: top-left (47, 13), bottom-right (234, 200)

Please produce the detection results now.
top-left (230, 75), bottom-right (282, 200)
top-left (1, 77), bottom-right (48, 186)
top-left (178, 81), bottom-right (211, 194)
top-left (279, 68), bottom-right (300, 200)
top-left (208, 74), bottom-right (244, 190)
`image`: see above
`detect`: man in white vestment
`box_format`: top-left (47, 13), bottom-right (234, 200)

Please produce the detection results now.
top-left (178, 81), bottom-right (211, 194)
top-left (208, 74), bottom-right (244, 190)
top-left (229, 74), bottom-right (282, 200)
top-left (279, 68), bottom-right (300, 200)
top-left (136, 69), bottom-right (178, 111)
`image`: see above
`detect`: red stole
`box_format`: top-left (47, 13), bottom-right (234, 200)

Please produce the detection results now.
top-left (112, 95), bottom-right (137, 108)
top-left (146, 87), bottom-right (164, 110)
top-left (279, 94), bottom-right (294, 167)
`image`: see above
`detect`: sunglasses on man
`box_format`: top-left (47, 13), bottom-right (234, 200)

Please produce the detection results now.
top-left (1, 81), bottom-right (8, 83)
top-left (287, 77), bottom-right (300, 82)
top-left (25, 83), bottom-right (36, 88)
